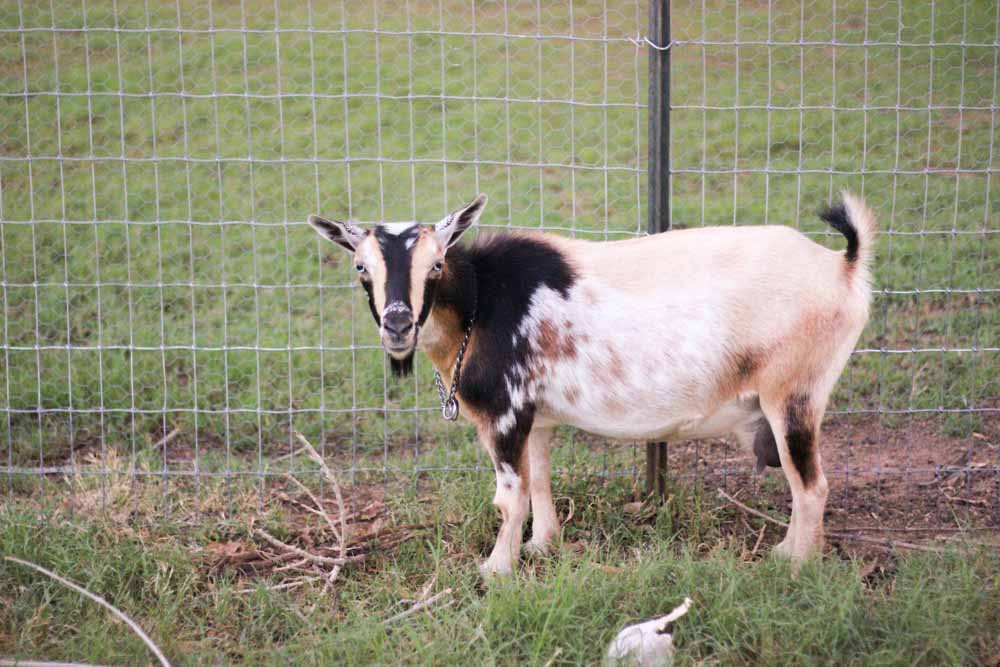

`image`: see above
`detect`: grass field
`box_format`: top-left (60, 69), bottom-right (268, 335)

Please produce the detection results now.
top-left (1, 1), bottom-right (999, 664)
top-left (3, 467), bottom-right (999, 665)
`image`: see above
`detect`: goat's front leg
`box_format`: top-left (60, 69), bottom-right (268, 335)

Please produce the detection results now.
top-left (524, 425), bottom-right (558, 555)
top-left (479, 415), bottom-right (533, 578)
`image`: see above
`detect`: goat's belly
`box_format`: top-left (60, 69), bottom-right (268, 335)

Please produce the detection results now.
top-left (539, 394), bottom-right (762, 442)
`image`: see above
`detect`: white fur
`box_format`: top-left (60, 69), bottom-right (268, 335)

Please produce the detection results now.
top-left (481, 462), bottom-right (529, 576)
top-left (379, 221), bottom-right (419, 235)
top-left (525, 426), bottom-right (559, 554)
top-left (523, 280), bottom-right (741, 440)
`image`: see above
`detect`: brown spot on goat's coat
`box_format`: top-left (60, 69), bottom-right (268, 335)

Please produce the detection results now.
top-left (536, 319), bottom-right (577, 361)
top-left (735, 350), bottom-right (759, 380)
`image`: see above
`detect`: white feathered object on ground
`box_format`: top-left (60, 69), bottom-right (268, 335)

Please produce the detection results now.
top-left (605, 597), bottom-right (693, 667)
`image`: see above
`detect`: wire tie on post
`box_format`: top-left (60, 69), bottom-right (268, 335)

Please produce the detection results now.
top-left (628, 32), bottom-right (672, 51)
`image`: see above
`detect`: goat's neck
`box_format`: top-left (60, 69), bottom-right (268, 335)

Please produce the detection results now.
top-left (419, 251), bottom-right (477, 378)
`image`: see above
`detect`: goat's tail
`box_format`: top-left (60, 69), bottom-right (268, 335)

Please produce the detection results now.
top-left (818, 191), bottom-right (877, 286)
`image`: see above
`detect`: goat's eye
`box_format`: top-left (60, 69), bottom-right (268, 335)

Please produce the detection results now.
top-left (432, 261), bottom-right (443, 272)
top-left (355, 264), bottom-right (366, 274)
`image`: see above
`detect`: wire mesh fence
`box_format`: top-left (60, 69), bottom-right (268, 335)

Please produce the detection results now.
top-left (0, 0), bottom-right (997, 506)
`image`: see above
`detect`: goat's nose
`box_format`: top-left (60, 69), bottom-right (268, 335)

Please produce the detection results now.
top-left (383, 311), bottom-right (414, 337)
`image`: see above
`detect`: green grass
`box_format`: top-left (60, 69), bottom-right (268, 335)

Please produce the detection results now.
top-left (0, 0), bottom-right (996, 470)
top-left (2, 471), bottom-right (998, 665)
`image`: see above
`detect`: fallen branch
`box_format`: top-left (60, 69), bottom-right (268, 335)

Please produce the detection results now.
top-left (827, 532), bottom-right (948, 554)
top-left (382, 588), bottom-right (454, 626)
top-left (4, 556), bottom-right (171, 667)
top-left (284, 474), bottom-right (343, 543)
top-left (828, 525), bottom-right (993, 533)
top-left (716, 489), bottom-right (949, 555)
top-left (943, 494), bottom-right (988, 507)
top-left (151, 427), bottom-right (180, 450)
top-left (236, 576), bottom-right (324, 594)
top-left (253, 529), bottom-right (361, 567)
top-left (293, 431), bottom-right (349, 589)
top-left (717, 489), bottom-right (787, 528)
top-left (750, 524), bottom-right (767, 557)
top-left (270, 445), bottom-right (308, 464)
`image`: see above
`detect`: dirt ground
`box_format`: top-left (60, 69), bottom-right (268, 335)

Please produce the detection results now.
top-left (657, 411), bottom-right (999, 529)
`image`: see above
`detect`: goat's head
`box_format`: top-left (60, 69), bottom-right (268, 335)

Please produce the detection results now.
top-left (308, 194), bottom-right (486, 373)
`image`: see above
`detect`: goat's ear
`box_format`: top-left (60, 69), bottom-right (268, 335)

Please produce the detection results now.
top-left (434, 194), bottom-right (487, 249)
top-left (308, 215), bottom-right (366, 253)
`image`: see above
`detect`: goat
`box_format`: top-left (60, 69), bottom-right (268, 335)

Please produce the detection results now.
top-left (308, 192), bottom-right (876, 576)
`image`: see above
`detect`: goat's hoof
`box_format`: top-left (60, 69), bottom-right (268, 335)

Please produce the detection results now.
top-left (523, 537), bottom-right (555, 557)
top-left (772, 537), bottom-right (795, 559)
top-left (479, 558), bottom-right (514, 579)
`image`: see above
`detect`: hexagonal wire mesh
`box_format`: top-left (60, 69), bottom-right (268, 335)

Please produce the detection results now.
top-left (0, 0), bottom-right (997, 511)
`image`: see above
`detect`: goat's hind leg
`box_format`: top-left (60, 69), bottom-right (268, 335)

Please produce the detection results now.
top-left (524, 425), bottom-right (558, 555)
top-left (760, 392), bottom-right (829, 565)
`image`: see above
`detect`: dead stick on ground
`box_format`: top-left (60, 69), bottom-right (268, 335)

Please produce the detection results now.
top-left (236, 576), bottom-right (324, 594)
top-left (253, 529), bottom-right (359, 567)
top-left (151, 427), bottom-right (180, 450)
top-left (4, 556), bottom-right (172, 667)
top-left (750, 524), bottom-right (767, 558)
top-left (294, 431), bottom-right (349, 589)
top-left (717, 489), bottom-right (787, 528)
top-left (270, 445), bottom-right (308, 464)
top-left (829, 526), bottom-right (992, 533)
top-left (830, 533), bottom-right (948, 554)
top-left (285, 473), bottom-right (343, 544)
top-left (716, 489), bottom-right (949, 554)
top-left (382, 589), bottom-right (454, 626)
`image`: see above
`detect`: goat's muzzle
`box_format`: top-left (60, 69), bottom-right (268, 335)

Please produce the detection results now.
top-left (381, 304), bottom-right (416, 358)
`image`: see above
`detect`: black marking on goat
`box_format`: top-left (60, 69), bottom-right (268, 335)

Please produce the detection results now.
top-left (437, 234), bottom-right (576, 466)
top-left (369, 225), bottom-right (422, 377)
top-left (359, 279), bottom-right (381, 327)
top-left (492, 405), bottom-right (536, 468)
top-left (416, 275), bottom-right (439, 328)
top-left (374, 225), bottom-right (418, 309)
top-left (785, 393), bottom-right (817, 486)
top-left (818, 202), bottom-right (859, 264)
top-left (753, 417), bottom-right (781, 472)
top-left (390, 354), bottom-right (414, 377)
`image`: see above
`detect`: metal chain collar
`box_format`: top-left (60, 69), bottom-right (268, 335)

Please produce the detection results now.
top-left (433, 309), bottom-right (475, 421)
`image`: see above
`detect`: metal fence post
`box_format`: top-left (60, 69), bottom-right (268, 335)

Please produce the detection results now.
top-left (646, 0), bottom-right (670, 500)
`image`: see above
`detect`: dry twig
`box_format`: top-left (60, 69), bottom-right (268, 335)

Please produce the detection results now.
top-left (151, 427), bottom-right (180, 450)
top-left (284, 474), bottom-right (343, 543)
top-left (716, 489), bottom-right (950, 555)
top-left (236, 576), bottom-right (324, 594)
top-left (253, 528), bottom-right (360, 567)
top-left (294, 431), bottom-right (349, 589)
top-left (750, 524), bottom-right (767, 557)
top-left (4, 556), bottom-right (172, 667)
top-left (382, 588), bottom-right (454, 626)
